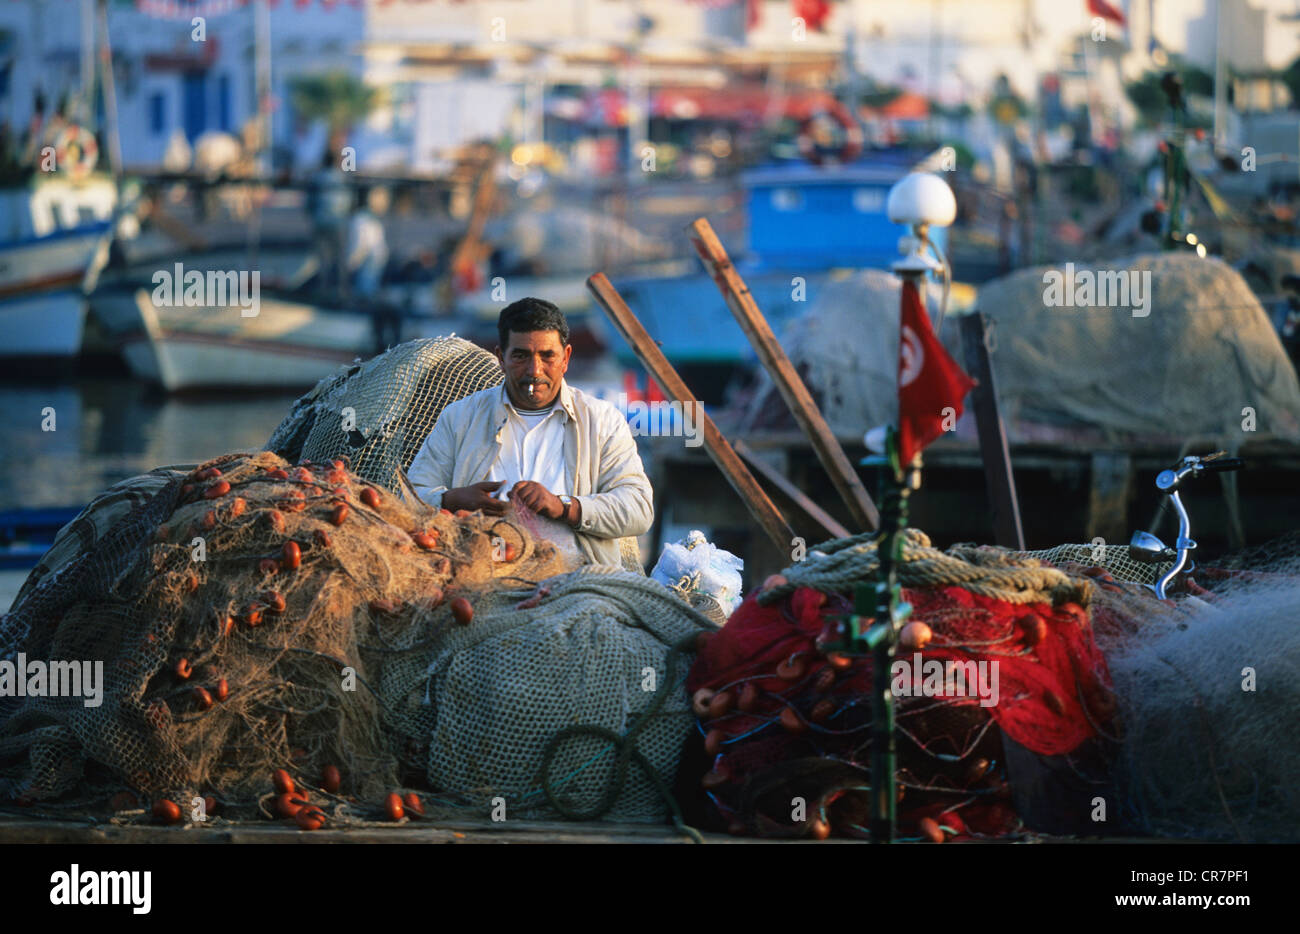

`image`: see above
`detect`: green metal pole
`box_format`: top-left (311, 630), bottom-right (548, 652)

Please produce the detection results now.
top-left (857, 427), bottom-right (918, 843)
top-left (870, 435), bottom-right (902, 844)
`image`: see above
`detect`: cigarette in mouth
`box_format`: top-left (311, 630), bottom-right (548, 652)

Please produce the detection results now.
top-left (527, 381), bottom-right (536, 394)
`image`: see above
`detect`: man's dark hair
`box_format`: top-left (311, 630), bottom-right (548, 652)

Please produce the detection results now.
top-left (497, 297), bottom-right (569, 349)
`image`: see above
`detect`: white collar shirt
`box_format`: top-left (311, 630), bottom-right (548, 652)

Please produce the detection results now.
top-left (486, 386), bottom-right (571, 498)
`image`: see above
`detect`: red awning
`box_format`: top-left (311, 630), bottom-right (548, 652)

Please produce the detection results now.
top-left (654, 86), bottom-right (850, 124)
top-left (571, 85), bottom-right (855, 128)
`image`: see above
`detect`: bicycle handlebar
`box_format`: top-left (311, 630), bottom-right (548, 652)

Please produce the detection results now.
top-left (1142, 452), bottom-right (1245, 599)
top-left (1156, 452), bottom-right (1245, 494)
top-left (1201, 455), bottom-right (1245, 473)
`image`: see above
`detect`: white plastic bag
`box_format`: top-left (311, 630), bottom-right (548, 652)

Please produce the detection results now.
top-left (504, 499), bottom-right (585, 567)
top-left (651, 530), bottom-right (744, 618)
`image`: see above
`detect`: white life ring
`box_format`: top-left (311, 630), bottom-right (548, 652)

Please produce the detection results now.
top-left (54, 125), bottom-right (99, 179)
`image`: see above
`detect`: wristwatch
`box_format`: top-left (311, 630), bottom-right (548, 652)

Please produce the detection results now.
top-left (558, 495), bottom-right (575, 525)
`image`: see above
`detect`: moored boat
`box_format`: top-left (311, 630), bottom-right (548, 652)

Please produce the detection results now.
top-left (0, 289), bottom-right (89, 361)
top-left (99, 285), bottom-right (380, 392)
top-left (0, 173), bottom-right (115, 365)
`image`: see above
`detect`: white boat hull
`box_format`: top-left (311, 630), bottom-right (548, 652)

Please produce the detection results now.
top-left (0, 289), bottom-right (88, 358)
top-left (117, 289), bottom-right (374, 392)
top-left (0, 229), bottom-right (106, 297)
top-left (0, 176), bottom-right (114, 298)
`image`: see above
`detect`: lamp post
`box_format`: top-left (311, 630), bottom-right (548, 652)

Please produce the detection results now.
top-left (851, 171), bottom-right (956, 843)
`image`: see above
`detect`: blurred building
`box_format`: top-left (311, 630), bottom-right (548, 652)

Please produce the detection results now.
top-left (0, 0), bottom-right (363, 170)
top-left (0, 0), bottom-right (1295, 175)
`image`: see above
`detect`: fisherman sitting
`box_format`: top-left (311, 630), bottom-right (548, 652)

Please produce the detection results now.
top-left (407, 298), bottom-right (653, 568)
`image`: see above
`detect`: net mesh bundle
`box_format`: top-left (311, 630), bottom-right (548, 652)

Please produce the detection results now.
top-left (1016, 541), bottom-right (1180, 587)
top-left (266, 336), bottom-right (504, 495)
top-left (715, 530), bottom-right (1300, 842)
top-left (686, 531), bottom-right (1117, 840)
top-left (420, 567), bottom-right (712, 822)
top-left (1068, 537), bottom-right (1300, 843)
top-left (1103, 577), bottom-right (1300, 843)
top-left (742, 254), bottom-right (1300, 446)
top-left (0, 451), bottom-right (708, 825)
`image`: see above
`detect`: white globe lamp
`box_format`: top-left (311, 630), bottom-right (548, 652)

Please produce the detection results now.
top-left (887, 171), bottom-right (958, 332)
top-left (887, 172), bottom-right (957, 228)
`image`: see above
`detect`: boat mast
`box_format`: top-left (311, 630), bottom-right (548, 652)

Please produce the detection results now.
top-left (254, 0), bottom-right (272, 177)
top-left (80, 0), bottom-right (95, 129)
top-left (248, 0), bottom-right (273, 267)
top-left (94, 0), bottom-right (122, 179)
top-left (79, 0), bottom-right (124, 295)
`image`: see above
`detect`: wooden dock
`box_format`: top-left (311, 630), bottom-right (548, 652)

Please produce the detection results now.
top-left (0, 814), bottom-right (796, 844)
top-left (0, 814), bottom-right (1162, 844)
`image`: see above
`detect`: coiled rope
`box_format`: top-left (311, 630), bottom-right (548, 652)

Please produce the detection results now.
top-left (533, 570), bottom-right (714, 843)
top-left (758, 528), bottom-right (1094, 607)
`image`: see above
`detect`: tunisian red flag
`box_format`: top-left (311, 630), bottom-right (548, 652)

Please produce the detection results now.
top-left (1087, 0), bottom-right (1126, 26)
top-left (897, 278), bottom-right (975, 464)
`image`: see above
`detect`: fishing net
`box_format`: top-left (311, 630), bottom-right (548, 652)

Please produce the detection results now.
top-left (1104, 578), bottom-right (1300, 843)
top-left (1078, 536), bottom-right (1300, 843)
top-left (265, 336), bottom-right (504, 495)
top-left (963, 254), bottom-right (1300, 444)
top-left (737, 270), bottom-right (941, 436)
top-left (684, 529), bottom-right (1117, 840)
top-left (693, 527), bottom-right (1300, 842)
top-left (1020, 542), bottom-right (1169, 587)
top-left (10, 466), bottom-right (186, 611)
top-left (1014, 535), bottom-right (1300, 842)
top-left (744, 254), bottom-right (1300, 446)
top-left (421, 566), bottom-right (712, 822)
top-left (0, 451), bottom-right (711, 826)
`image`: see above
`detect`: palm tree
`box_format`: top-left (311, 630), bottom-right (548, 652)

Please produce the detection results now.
top-left (288, 70), bottom-right (380, 156)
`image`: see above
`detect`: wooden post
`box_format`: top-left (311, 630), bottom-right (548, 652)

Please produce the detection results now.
top-left (958, 312), bottom-right (1025, 550)
top-left (733, 440), bottom-right (851, 540)
top-left (1219, 469), bottom-right (1246, 551)
top-left (1086, 451), bottom-right (1133, 547)
top-left (587, 273), bottom-right (796, 553)
top-left (687, 218), bottom-right (880, 532)
top-left (437, 145), bottom-right (496, 314)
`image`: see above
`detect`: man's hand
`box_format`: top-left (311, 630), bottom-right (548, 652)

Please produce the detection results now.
top-left (509, 481), bottom-right (564, 519)
top-left (441, 480), bottom-right (506, 515)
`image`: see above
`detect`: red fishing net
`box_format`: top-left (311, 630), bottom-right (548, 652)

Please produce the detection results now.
top-left (684, 581), bottom-right (1118, 840)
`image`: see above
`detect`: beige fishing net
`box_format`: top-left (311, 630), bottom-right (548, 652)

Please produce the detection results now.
top-left (266, 336), bottom-right (504, 495)
top-left (743, 254), bottom-right (1300, 446)
top-left (737, 270), bottom-right (941, 437)
top-left (420, 566), bottom-right (711, 821)
top-left (0, 448), bottom-right (710, 826)
top-left (1018, 542), bottom-right (1168, 587)
top-left (970, 254), bottom-right (1300, 443)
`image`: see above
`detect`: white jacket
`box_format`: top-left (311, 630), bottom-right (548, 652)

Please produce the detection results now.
top-left (406, 381), bottom-right (653, 567)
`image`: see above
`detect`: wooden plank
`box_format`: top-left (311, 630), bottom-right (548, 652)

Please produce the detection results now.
top-left (0, 817), bottom-right (1169, 844)
top-left (1086, 450), bottom-right (1133, 546)
top-left (959, 312), bottom-right (1026, 550)
top-left (687, 218), bottom-right (880, 531)
top-left (733, 440), bottom-right (851, 540)
top-left (587, 273), bottom-right (795, 553)
top-left (0, 816), bottom-right (858, 844)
